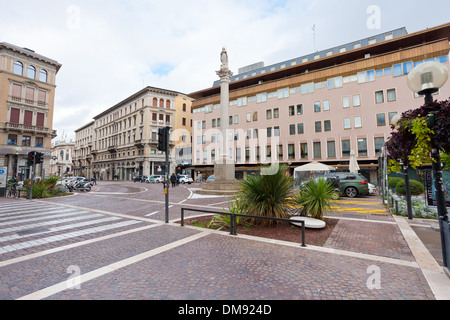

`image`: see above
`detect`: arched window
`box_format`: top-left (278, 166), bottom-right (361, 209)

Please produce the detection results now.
top-left (27, 65), bottom-right (36, 79)
top-left (166, 100), bottom-right (171, 109)
top-left (39, 69), bottom-right (48, 82)
top-left (13, 61), bottom-right (23, 75)
top-left (159, 99), bottom-right (164, 108)
top-left (153, 98), bottom-right (158, 107)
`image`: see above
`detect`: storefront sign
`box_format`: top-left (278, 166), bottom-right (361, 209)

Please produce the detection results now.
top-left (0, 167), bottom-right (7, 189)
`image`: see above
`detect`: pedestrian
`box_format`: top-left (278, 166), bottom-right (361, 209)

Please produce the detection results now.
top-left (170, 173), bottom-right (176, 188)
top-left (176, 174), bottom-right (180, 186)
top-left (92, 176), bottom-right (97, 185)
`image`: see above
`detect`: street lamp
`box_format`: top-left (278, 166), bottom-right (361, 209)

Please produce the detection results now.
top-left (407, 61), bottom-right (449, 270)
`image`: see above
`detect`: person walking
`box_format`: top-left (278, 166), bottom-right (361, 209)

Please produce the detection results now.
top-left (170, 173), bottom-right (176, 188)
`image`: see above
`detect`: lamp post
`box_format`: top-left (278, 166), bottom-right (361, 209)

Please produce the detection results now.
top-left (407, 61), bottom-right (449, 269)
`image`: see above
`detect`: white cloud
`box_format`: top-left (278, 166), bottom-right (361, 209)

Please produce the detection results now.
top-left (1, 0), bottom-right (449, 141)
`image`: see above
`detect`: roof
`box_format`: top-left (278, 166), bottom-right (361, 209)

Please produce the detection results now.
top-left (188, 22), bottom-right (450, 101)
top-left (0, 42), bottom-right (62, 72)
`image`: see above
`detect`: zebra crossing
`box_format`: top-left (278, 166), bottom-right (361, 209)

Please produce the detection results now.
top-left (0, 200), bottom-right (143, 255)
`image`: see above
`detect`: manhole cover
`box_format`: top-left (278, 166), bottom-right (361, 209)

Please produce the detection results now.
top-left (16, 227), bottom-right (49, 236)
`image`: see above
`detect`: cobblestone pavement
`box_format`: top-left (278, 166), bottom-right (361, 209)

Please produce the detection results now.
top-left (0, 181), bottom-right (448, 302)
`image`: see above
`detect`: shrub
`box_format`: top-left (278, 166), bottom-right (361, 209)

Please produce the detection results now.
top-left (293, 178), bottom-right (335, 220)
top-left (239, 164), bottom-right (294, 227)
top-left (396, 179), bottom-right (424, 196)
top-left (388, 177), bottom-right (404, 189)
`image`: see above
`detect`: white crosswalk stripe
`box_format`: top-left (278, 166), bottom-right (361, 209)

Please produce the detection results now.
top-left (0, 200), bottom-right (143, 255)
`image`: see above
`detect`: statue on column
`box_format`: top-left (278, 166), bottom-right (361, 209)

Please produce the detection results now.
top-left (220, 48), bottom-right (228, 70)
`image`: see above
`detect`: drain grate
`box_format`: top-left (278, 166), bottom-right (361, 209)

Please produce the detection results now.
top-left (16, 227), bottom-right (50, 236)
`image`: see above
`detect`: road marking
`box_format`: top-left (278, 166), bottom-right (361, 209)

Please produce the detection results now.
top-left (16, 231), bottom-right (210, 300)
top-left (145, 211), bottom-right (159, 217)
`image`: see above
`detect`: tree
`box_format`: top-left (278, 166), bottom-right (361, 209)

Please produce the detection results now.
top-left (386, 98), bottom-right (450, 172)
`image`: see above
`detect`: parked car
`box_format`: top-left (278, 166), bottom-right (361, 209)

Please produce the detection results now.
top-left (300, 177), bottom-right (341, 200)
top-left (147, 175), bottom-right (165, 183)
top-left (133, 175), bottom-right (148, 183)
top-left (179, 175), bottom-right (193, 184)
top-left (325, 172), bottom-right (369, 198)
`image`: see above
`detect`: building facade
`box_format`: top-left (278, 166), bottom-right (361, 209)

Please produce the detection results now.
top-left (0, 42), bottom-right (61, 180)
top-left (189, 23), bottom-right (450, 182)
top-left (74, 86), bottom-right (193, 180)
top-left (49, 140), bottom-right (75, 177)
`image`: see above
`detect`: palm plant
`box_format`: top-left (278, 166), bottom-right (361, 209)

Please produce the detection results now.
top-left (238, 164), bottom-right (294, 227)
top-left (208, 196), bottom-right (250, 230)
top-left (293, 178), bottom-right (335, 220)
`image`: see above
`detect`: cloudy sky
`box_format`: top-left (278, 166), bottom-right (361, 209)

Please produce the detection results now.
top-left (1, 0), bottom-right (449, 141)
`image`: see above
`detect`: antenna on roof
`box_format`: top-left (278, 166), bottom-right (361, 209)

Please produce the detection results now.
top-left (312, 24), bottom-right (317, 52)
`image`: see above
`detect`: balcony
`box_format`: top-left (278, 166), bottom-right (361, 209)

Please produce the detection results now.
top-left (9, 96), bottom-right (48, 108)
top-left (134, 139), bottom-right (145, 148)
top-left (108, 145), bottom-right (118, 153)
top-left (5, 122), bottom-right (53, 136)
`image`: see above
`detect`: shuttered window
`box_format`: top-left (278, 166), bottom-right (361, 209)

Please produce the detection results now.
top-left (10, 108), bottom-right (20, 123)
top-left (38, 90), bottom-right (46, 103)
top-left (36, 113), bottom-right (45, 127)
top-left (24, 110), bottom-right (33, 125)
top-left (12, 84), bottom-right (22, 98)
top-left (26, 87), bottom-right (34, 101)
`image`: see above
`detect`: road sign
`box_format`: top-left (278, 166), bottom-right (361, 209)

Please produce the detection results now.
top-left (0, 166), bottom-right (7, 190)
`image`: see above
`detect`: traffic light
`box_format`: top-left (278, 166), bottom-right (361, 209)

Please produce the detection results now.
top-left (35, 152), bottom-right (44, 164)
top-left (27, 152), bottom-right (35, 167)
top-left (157, 127), bottom-right (169, 152)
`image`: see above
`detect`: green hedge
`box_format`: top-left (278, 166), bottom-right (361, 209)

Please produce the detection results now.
top-left (396, 179), bottom-right (425, 196)
top-left (388, 177), bottom-right (404, 189)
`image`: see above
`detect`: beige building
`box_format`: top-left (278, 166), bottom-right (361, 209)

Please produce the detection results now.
top-left (73, 121), bottom-right (94, 177)
top-left (74, 86), bottom-right (193, 180)
top-left (49, 140), bottom-right (75, 177)
top-left (0, 42), bottom-right (61, 180)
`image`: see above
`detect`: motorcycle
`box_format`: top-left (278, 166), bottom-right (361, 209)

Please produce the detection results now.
top-left (67, 179), bottom-right (92, 192)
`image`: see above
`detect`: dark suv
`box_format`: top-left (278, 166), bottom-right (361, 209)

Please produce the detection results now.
top-left (133, 175), bottom-right (148, 183)
top-left (325, 172), bottom-right (369, 198)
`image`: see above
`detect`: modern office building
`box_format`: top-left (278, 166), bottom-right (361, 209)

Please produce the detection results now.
top-left (74, 86), bottom-right (193, 180)
top-left (0, 42), bottom-right (62, 180)
top-left (189, 23), bottom-right (450, 182)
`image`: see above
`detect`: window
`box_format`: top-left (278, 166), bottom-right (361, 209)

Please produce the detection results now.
top-left (24, 110), bottom-right (33, 125)
top-left (202, 121), bottom-right (206, 129)
top-left (297, 104), bottom-right (303, 115)
top-left (236, 148), bottom-right (241, 162)
top-left (253, 129), bottom-right (258, 139)
top-left (12, 84), bottom-right (22, 99)
top-left (212, 119), bottom-right (216, 127)
top-left (315, 121), bottom-right (322, 133)
top-left (273, 108), bottom-right (279, 118)
top-left (377, 114), bottom-right (386, 126)
top-left (393, 64), bottom-right (402, 77)
top-left (313, 142), bottom-right (321, 159)
top-left (298, 123), bottom-right (304, 134)
top-left (35, 137), bottom-right (44, 147)
top-left (253, 112), bottom-right (258, 122)
top-left (7, 134), bottom-right (17, 145)
top-left (300, 143), bottom-right (308, 159)
top-left (289, 124), bottom-right (296, 135)
top-left (323, 100), bottom-right (330, 111)
top-left (387, 89), bottom-right (396, 102)
top-left (354, 116), bottom-right (362, 128)
top-left (389, 112), bottom-right (398, 125)
top-left (267, 127), bottom-right (272, 138)
top-left (277, 145), bottom-right (283, 159)
top-left (14, 61), bottom-right (24, 76)
top-left (375, 91), bottom-right (384, 103)
top-left (266, 146), bottom-right (272, 159)
top-left (343, 96), bottom-right (350, 108)
top-left (288, 144), bottom-right (295, 160)
top-left (27, 65), bottom-right (36, 79)
top-left (358, 139), bottom-right (368, 156)
top-left (324, 120), bottom-right (331, 132)
top-left (234, 115), bottom-right (239, 124)
top-left (353, 95), bottom-right (361, 107)
top-left (327, 141), bottom-right (336, 158)
top-left (22, 136), bottom-right (31, 147)
top-left (344, 118), bottom-right (351, 129)
top-left (274, 126), bottom-right (280, 137)
top-left (10, 108), bottom-right (20, 124)
top-left (342, 140), bottom-right (351, 157)
top-left (266, 109), bottom-right (272, 119)
top-left (36, 113), bottom-right (45, 127)
top-left (289, 105), bottom-right (295, 116)
top-left (403, 62), bottom-right (413, 75)
top-left (314, 101), bottom-right (321, 112)
top-left (375, 137), bottom-right (385, 155)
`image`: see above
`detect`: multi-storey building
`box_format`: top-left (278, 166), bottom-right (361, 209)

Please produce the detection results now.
top-left (49, 140), bottom-right (75, 177)
top-left (74, 86), bottom-right (193, 180)
top-left (73, 121), bottom-right (94, 177)
top-left (0, 42), bottom-right (61, 180)
top-left (189, 23), bottom-right (450, 182)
